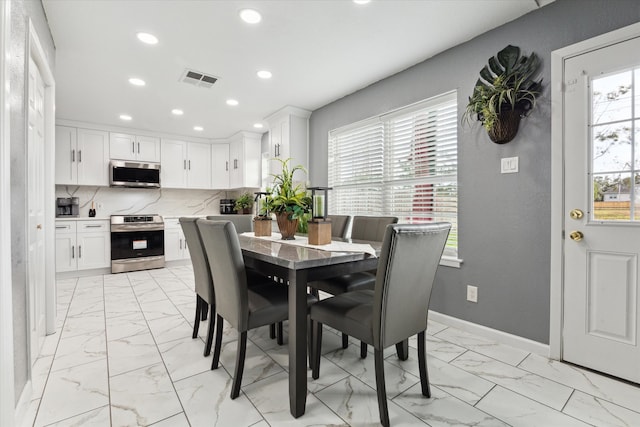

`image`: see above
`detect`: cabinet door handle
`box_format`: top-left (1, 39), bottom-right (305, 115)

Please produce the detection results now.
top-left (179, 239), bottom-right (182, 250)
top-left (78, 245), bottom-right (82, 258)
top-left (71, 246), bottom-right (75, 259)
top-left (234, 159), bottom-right (238, 169)
top-left (85, 225), bottom-right (102, 228)
top-left (137, 142), bottom-right (140, 154)
top-left (183, 160), bottom-right (187, 170)
top-left (72, 149), bottom-right (75, 162)
top-left (225, 161), bottom-right (228, 171)
top-left (132, 142), bottom-right (135, 153)
top-left (55, 225), bottom-right (68, 230)
top-left (78, 150), bottom-right (82, 163)
top-left (188, 160), bottom-right (191, 170)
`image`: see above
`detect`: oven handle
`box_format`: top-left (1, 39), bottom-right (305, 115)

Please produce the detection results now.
top-left (111, 223), bottom-right (164, 232)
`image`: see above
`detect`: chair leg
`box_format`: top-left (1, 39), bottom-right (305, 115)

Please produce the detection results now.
top-left (192, 296), bottom-right (202, 339)
top-left (417, 331), bottom-right (431, 397)
top-left (312, 322), bottom-right (323, 379)
top-left (277, 321), bottom-right (284, 345)
top-left (374, 348), bottom-right (390, 427)
top-left (211, 314), bottom-right (224, 370)
top-left (201, 301), bottom-right (208, 321)
top-left (230, 331), bottom-right (247, 399)
top-left (269, 323), bottom-right (276, 339)
top-left (395, 339), bottom-right (409, 361)
top-left (342, 333), bottom-right (349, 349)
top-left (360, 341), bottom-right (368, 358)
top-left (204, 301), bottom-right (215, 357)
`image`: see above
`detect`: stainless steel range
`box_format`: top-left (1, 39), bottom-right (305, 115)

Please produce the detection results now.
top-left (110, 214), bottom-right (165, 273)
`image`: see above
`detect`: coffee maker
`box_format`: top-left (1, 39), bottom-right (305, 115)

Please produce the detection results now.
top-left (56, 197), bottom-right (79, 217)
top-left (219, 199), bottom-right (236, 214)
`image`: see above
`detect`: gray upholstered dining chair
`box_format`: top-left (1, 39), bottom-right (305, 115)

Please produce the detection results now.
top-left (179, 217), bottom-right (216, 357)
top-left (196, 219), bottom-right (318, 399)
top-left (327, 214), bottom-right (351, 239)
top-left (310, 222), bottom-right (451, 427)
top-left (311, 215), bottom-right (398, 355)
top-left (206, 214), bottom-right (253, 232)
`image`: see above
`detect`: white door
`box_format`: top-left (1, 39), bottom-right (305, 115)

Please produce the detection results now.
top-left (77, 128), bottom-right (109, 186)
top-left (563, 35), bottom-right (640, 383)
top-left (27, 56), bottom-right (46, 361)
top-left (186, 142), bottom-right (211, 189)
top-left (161, 139), bottom-right (187, 188)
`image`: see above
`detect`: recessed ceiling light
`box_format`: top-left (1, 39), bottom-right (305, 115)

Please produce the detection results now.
top-left (257, 70), bottom-right (272, 79)
top-left (119, 114), bottom-right (132, 121)
top-left (353, 0), bottom-right (371, 4)
top-left (128, 78), bottom-right (146, 86)
top-left (171, 109), bottom-right (184, 116)
top-left (253, 123), bottom-right (264, 129)
top-left (136, 32), bottom-right (158, 45)
top-left (193, 126), bottom-right (204, 131)
top-left (239, 9), bottom-right (261, 24)
top-left (226, 99), bottom-right (239, 106)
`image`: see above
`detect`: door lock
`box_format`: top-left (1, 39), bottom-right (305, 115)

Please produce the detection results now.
top-left (569, 230), bottom-right (584, 241)
top-left (569, 209), bottom-right (584, 220)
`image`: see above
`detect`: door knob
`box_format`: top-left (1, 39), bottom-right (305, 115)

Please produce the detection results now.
top-left (569, 230), bottom-right (584, 241)
top-left (36, 224), bottom-right (42, 229)
top-left (569, 209), bottom-right (584, 220)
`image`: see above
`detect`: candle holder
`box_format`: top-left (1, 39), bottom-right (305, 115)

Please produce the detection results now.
top-left (253, 191), bottom-right (272, 237)
top-left (308, 187), bottom-right (332, 245)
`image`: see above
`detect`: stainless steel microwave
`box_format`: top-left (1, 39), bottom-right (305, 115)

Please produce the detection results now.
top-left (110, 160), bottom-right (161, 188)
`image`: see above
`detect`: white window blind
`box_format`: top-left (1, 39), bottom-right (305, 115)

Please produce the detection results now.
top-left (328, 92), bottom-right (459, 259)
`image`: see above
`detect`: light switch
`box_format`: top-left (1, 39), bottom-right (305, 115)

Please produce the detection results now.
top-left (501, 156), bottom-right (519, 174)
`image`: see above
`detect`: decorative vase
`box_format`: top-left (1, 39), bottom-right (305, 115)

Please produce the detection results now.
top-left (276, 212), bottom-right (298, 240)
top-left (253, 217), bottom-right (272, 237)
top-left (487, 109), bottom-right (522, 144)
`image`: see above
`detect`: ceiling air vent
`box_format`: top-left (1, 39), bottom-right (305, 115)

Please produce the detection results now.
top-left (180, 69), bottom-right (218, 88)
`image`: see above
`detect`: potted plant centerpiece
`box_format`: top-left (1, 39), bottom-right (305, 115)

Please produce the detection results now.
top-left (234, 192), bottom-right (253, 215)
top-left (463, 44), bottom-right (543, 144)
top-left (265, 158), bottom-right (311, 240)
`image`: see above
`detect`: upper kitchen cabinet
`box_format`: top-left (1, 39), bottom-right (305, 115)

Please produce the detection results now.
top-left (228, 132), bottom-right (262, 189)
top-left (55, 126), bottom-right (110, 186)
top-left (211, 143), bottom-right (229, 189)
top-left (110, 132), bottom-right (161, 163)
top-left (265, 106), bottom-right (311, 178)
top-left (161, 139), bottom-right (211, 189)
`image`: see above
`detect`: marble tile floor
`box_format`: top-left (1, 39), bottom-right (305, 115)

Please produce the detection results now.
top-left (22, 266), bottom-right (640, 427)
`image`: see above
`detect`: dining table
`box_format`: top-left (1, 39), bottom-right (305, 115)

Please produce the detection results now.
top-left (238, 232), bottom-right (381, 418)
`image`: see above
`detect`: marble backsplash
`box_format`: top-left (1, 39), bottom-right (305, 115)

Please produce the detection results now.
top-left (55, 185), bottom-right (248, 218)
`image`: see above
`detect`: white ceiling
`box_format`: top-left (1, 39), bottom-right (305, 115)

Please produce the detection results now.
top-left (42, 0), bottom-right (553, 140)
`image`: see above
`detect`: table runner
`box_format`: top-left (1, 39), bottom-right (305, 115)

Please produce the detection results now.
top-left (241, 232), bottom-right (377, 257)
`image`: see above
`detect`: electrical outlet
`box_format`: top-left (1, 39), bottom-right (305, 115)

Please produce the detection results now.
top-left (467, 285), bottom-right (478, 303)
top-left (501, 156), bottom-right (519, 174)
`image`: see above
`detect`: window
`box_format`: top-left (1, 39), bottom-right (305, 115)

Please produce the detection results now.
top-left (328, 91), bottom-right (459, 263)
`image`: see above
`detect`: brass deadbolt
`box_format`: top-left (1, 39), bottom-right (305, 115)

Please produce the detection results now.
top-left (569, 209), bottom-right (584, 220)
top-left (569, 230), bottom-right (584, 241)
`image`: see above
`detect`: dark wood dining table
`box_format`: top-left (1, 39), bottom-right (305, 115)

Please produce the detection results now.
top-left (238, 233), bottom-right (380, 418)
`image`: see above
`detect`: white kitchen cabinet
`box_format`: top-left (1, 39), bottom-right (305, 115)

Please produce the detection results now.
top-left (161, 139), bottom-right (211, 189)
top-left (110, 132), bottom-right (161, 163)
top-left (55, 220), bottom-right (110, 273)
top-left (211, 143), bottom-right (230, 189)
top-left (229, 132), bottom-right (262, 189)
top-left (265, 106), bottom-right (311, 179)
top-left (55, 126), bottom-right (110, 186)
top-left (164, 218), bottom-right (190, 261)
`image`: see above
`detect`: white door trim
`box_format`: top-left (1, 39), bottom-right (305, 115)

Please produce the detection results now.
top-left (550, 22), bottom-right (640, 360)
top-left (27, 19), bottom-right (56, 337)
top-left (0, 1), bottom-right (15, 425)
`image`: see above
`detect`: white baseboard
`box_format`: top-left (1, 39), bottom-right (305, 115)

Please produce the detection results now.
top-left (14, 380), bottom-right (32, 427)
top-left (429, 310), bottom-right (550, 357)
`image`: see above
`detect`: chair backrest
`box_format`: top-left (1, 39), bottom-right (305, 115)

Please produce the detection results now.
top-left (206, 215), bottom-right (253, 233)
top-left (351, 216), bottom-right (398, 242)
top-left (372, 223), bottom-right (451, 349)
top-left (327, 215), bottom-right (351, 238)
top-left (197, 219), bottom-right (249, 331)
top-left (179, 217), bottom-right (214, 304)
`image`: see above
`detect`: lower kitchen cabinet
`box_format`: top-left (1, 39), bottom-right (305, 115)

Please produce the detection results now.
top-left (164, 218), bottom-right (190, 261)
top-left (55, 220), bottom-right (110, 272)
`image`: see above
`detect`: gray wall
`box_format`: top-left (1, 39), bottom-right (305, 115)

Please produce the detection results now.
top-left (309, 0), bottom-right (640, 344)
top-left (10, 0), bottom-right (55, 404)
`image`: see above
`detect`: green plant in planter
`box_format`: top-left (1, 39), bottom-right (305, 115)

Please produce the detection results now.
top-left (463, 45), bottom-right (543, 143)
top-left (234, 192), bottom-right (253, 214)
top-left (265, 158), bottom-right (311, 239)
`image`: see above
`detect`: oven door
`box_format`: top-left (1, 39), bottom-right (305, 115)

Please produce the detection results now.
top-left (111, 229), bottom-right (164, 260)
